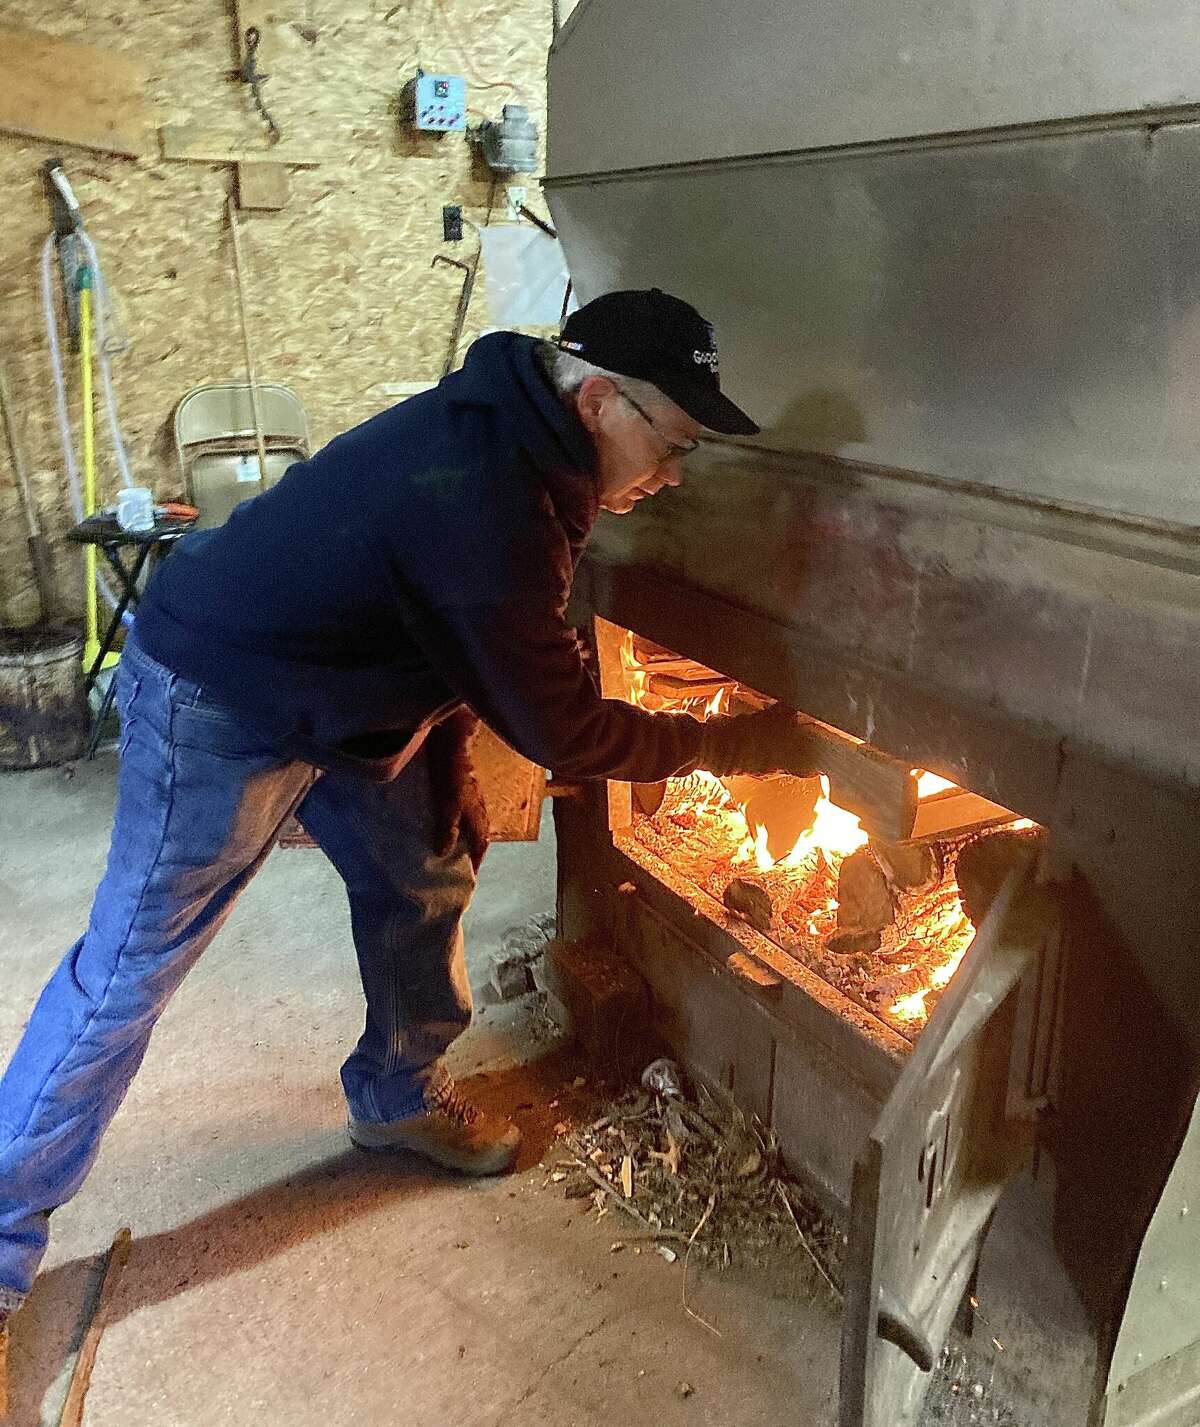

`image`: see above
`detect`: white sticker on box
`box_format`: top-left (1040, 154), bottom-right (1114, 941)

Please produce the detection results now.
top-left (235, 456), bottom-right (261, 483)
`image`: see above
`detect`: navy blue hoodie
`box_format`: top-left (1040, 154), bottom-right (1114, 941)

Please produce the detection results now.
top-left (134, 332), bottom-right (705, 782)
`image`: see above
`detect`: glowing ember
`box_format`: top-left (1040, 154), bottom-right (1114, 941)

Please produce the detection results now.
top-left (915, 770), bottom-right (957, 797)
top-left (930, 944), bottom-right (967, 989)
top-left (891, 988), bottom-right (930, 1022)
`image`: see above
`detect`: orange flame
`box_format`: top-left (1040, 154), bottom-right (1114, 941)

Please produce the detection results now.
top-left (729, 776), bottom-right (868, 872)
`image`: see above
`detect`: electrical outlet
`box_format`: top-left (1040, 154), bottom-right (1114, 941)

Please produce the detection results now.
top-left (505, 185), bottom-right (527, 221)
top-left (442, 204), bottom-right (463, 242)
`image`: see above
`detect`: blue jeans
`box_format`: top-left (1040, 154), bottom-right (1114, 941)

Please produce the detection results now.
top-left (0, 637), bottom-right (475, 1302)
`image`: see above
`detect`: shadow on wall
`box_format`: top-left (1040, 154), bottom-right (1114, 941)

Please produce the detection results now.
top-left (610, 384), bottom-right (873, 632)
top-left (770, 389), bottom-right (867, 452)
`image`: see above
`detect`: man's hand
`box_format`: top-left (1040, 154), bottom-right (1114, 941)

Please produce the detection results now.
top-left (696, 703), bottom-right (823, 779)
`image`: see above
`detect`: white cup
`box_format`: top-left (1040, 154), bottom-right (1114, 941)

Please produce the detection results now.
top-left (116, 488), bottom-right (155, 532)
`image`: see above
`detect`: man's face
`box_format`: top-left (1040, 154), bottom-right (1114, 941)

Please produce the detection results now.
top-left (575, 378), bottom-right (703, 515)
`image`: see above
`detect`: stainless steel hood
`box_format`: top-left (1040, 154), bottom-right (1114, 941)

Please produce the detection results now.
top-left (548, 0), bottom-right (1200, 176)
top-left (546, 2), bottom-right (1200, 530)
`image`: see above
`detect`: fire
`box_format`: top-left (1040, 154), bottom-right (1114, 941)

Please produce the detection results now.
top-left (730, 775), bottom-right (869, 872)
top-left (619, 632), bottom-right (868, 875)
top-left (667, 772), bottom-right (867, 877)
top-left (619, 632), bottom-right (649, 708)
top-left (615, 631), bottom-right (1008, 1038)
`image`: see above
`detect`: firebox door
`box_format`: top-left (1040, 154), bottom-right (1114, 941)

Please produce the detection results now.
top-left (839, 861), bottom-right (1059, 1427)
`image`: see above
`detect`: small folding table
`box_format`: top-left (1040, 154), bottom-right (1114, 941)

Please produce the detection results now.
top-left (67, 514), bottom-right (197, 758)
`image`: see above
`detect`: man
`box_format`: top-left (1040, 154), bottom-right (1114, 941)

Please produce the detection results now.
top-left (0, 288), bottom-right (818, 1325)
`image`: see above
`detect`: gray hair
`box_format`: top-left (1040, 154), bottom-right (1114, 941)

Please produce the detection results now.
top-left (539, 343), bottom-right (678, 419)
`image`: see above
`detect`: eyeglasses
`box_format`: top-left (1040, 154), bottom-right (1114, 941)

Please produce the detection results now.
top-left (618, 390), bottom-right (700, 464)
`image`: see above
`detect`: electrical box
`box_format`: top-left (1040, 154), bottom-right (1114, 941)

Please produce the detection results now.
top-left (413, 73), bottom-right (466, 132)
top-left (479, 104), bottom-right (539, 172)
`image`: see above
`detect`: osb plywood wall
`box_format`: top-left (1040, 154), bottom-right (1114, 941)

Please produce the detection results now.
top-left (0, 0), bottom-right (557, 626)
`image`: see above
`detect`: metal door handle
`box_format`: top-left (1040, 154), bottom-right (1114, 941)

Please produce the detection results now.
top-left (877, 1289), bottom-right (936, 1372)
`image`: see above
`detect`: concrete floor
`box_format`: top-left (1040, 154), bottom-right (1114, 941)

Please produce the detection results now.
top-left (0, 756), bottom-right (842, 1427)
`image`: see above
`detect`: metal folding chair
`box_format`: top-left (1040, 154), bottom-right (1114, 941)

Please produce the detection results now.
top-left (174, 381), bottom-right (310, 528)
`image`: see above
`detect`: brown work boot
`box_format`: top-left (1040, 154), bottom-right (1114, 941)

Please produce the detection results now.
top-left (348, 1081), bottom-right (521, 1176)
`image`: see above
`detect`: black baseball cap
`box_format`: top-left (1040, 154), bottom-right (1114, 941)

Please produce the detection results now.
top-left (556, 288), bottom-right (759, 436)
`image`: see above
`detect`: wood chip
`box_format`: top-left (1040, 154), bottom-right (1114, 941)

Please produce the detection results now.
top-left (736, 1149), bottom-right (762, 1178)
top-left (620, 1155), bottom-right (634, 1200)
top-left (647, 1128), bottom-right (682, 1177)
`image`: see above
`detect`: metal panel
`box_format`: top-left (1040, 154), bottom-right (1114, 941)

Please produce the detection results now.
top-left (573, 455), bottom-right (1200, 795)
top-left (1107, 1087), bottom-right (1200, 1393)
top-left (772, 1036), bottom-right (882, 1213)
top-left (614, 890), bottom-right (777, 1123)
top-left (839, 867), bottom-right (1052, 1427)
top-left (1104, 1334), bottom-right (1200, 1427)
top-left (548, 123), bottom-right (1200, 527)
top-left (548, 0), bottom-right (1200, 178)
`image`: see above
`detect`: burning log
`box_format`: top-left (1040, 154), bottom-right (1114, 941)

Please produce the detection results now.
top-left (643, 672), bottom-right (731, 700)
top-left (955, 828), bottom-right (1036, 924)
top-left (723, 876), bottom-right (777, 933)
top-left (836, 849), bottom-right (897, 934)
top-left (872, 839), bottom-right (942, 895)
top-left (796, 718), bottom-right (918, 843)
top-left (826, 928), bottom-right (882, 957)
top-left (628, 635), bottom-right (744, 710)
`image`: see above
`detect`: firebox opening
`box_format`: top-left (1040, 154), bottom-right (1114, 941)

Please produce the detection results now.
top-left (598, 620), bottom-right (1039, 1043)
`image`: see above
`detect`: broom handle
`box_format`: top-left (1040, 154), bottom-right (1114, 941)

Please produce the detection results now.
top-left (0, 357), bottom-right (39, 541)
top-left (0, 355), bottom-right (57, 619)
top-left (226, 198), bottom-right (269, 484)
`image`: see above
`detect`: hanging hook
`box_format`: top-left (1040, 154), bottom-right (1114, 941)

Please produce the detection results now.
top-left (239, 26), bottom-right (282, 143)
